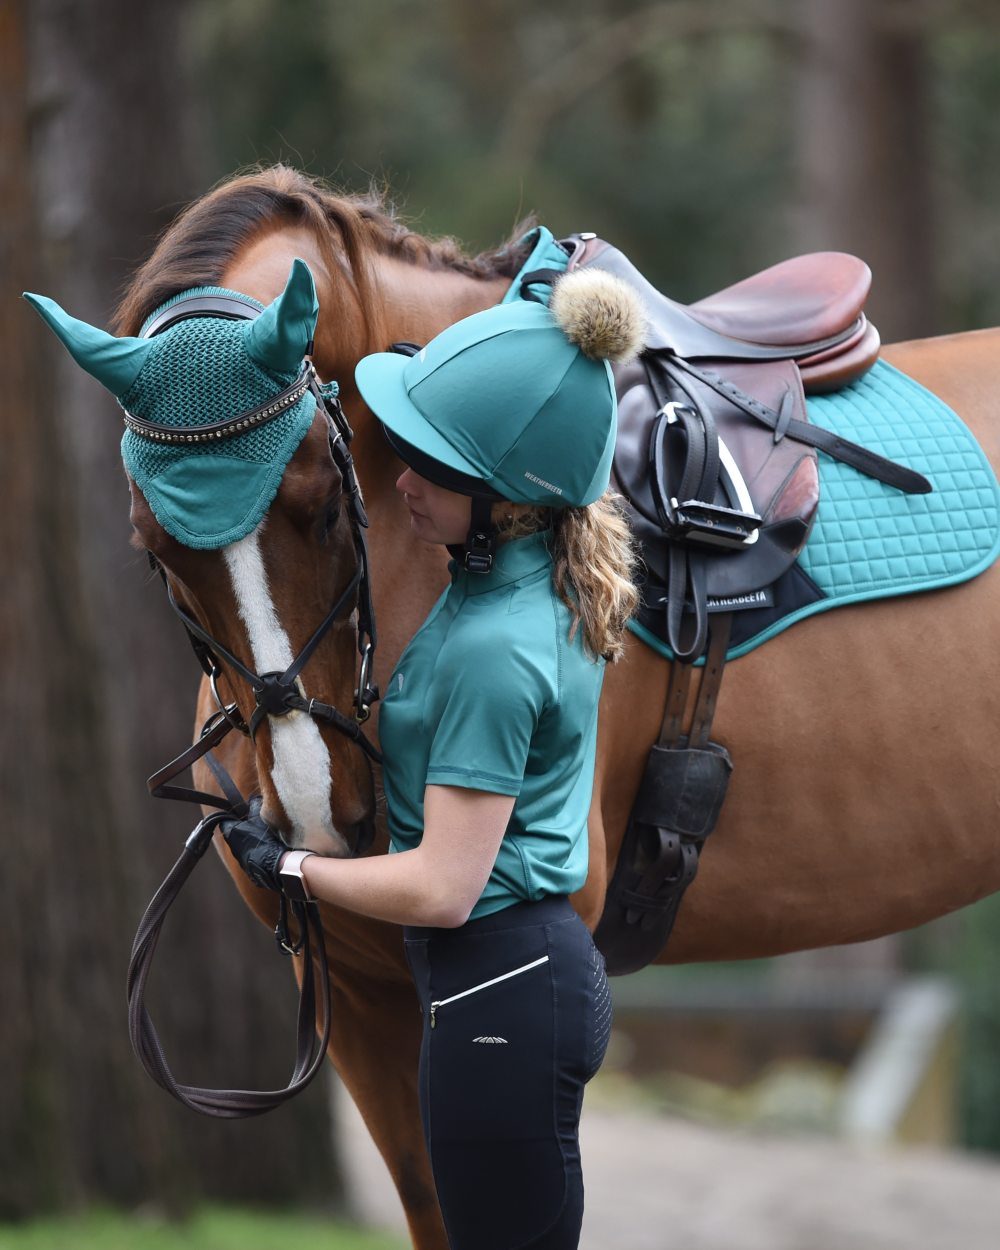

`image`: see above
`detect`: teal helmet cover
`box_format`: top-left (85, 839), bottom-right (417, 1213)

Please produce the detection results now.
top-left (355, 268), bottom-right (645, 509)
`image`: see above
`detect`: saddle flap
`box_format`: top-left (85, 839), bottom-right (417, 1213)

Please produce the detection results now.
top-left (612, 355), bottom-right (819, 602)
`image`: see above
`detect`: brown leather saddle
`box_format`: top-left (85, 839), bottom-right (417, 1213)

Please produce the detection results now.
top-left (540, 235), bottom-right (931, 975)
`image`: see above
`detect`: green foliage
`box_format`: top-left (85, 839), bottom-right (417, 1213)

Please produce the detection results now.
top-left (961, 981), bottom-right (1000, 1153)
top-left (932, 23), bottom-right (1000, 330)
top-left (187, 0), bottom-right (1000, 330)
top-left (188, 0), bottom-right (794, 293)
top-left (0, 1207), bottom-right (405, 1250)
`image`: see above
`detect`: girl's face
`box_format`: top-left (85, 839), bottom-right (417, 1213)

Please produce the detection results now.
top-left (396, 467), bottom-right (473, 546)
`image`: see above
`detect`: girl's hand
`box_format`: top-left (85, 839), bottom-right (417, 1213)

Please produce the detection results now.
top-left (220, 796), bottom-right (291, 892)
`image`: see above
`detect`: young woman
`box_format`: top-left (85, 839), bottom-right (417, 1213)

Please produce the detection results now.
top-left (222, 267), bottom-right (644, 1249)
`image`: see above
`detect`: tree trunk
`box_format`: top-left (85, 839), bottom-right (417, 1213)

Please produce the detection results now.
top-left (2, 0), bottom-right (338, 1215)
top-left (789, 0), bottom-right (937, 340)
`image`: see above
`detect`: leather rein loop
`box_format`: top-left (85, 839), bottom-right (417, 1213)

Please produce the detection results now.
top-left (127, 810), bottom-right (332, 1118)
top-left (126, 290), bottom-right (381, 1117)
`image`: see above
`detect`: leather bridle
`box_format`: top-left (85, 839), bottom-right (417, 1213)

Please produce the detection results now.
top-left (147, 365), bottom-right (381, 759)
top-left (126, 292), bottom-right (382, 1117)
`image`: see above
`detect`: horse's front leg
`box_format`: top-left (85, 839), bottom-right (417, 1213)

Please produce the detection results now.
top-left (193, 681), bottom-right (445, 1245)
top-left (320, 940), bottom-right (446, 1250)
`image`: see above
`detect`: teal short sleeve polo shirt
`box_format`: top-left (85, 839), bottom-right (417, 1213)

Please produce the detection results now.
top-left (378, 531), bottom-right (605, 919)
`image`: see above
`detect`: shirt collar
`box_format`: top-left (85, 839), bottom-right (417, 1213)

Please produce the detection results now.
top-left (449, 530), bottom-right (553, 595)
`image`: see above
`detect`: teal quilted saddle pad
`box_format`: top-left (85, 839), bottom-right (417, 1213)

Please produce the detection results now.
top-left (629, 359), bottom-right (1000, 662)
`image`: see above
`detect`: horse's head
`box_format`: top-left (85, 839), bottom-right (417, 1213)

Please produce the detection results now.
top-left (31, 164), bottom-right (535, 852)
top-left (25, 257), bottom-right (377, 856)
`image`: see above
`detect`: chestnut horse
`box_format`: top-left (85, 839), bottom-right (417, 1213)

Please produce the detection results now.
top-left (112, 167), bottom-right (1000, 1247)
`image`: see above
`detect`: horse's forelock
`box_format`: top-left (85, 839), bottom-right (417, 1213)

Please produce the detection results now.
top-left (113, 166), bottom-right (379, 341)
top-left (114, 165), bottom-right (538, 344)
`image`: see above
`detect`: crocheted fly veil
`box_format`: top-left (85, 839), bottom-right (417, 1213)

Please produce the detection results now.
top-left (24, 259), bottom-right (324, 548)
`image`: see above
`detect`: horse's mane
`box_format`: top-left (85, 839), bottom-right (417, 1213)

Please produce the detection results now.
top-left (114, 164), bottom-right (536, 346)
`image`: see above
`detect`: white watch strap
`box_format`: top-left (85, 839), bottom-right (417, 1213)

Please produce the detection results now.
top-left (280, 849), bottom-right (316, 900)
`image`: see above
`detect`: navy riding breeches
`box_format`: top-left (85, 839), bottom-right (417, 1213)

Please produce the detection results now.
top-left (404, 896), bottom-right (612, 1250)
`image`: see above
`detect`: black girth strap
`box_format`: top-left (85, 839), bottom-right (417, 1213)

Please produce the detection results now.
top-left (594, 618), bottom-right (734, 975)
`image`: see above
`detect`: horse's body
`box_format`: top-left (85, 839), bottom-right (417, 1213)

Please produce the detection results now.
top-left (113, 172), bottom-right (1000, 1247)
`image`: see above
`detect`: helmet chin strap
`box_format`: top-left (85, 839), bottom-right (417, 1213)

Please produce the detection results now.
top-left (450, 494), bottom-right (497, 574)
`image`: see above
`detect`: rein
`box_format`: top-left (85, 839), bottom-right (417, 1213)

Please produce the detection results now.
top-left (126, 293), bottom-right (381, 1117)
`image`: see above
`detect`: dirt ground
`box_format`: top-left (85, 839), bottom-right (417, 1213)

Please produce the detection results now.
top-left (337, 1086), bottom-right (1000, 1249)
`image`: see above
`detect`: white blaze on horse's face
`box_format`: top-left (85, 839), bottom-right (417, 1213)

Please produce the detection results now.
top-left (223, 527), bottom-right (351, 856)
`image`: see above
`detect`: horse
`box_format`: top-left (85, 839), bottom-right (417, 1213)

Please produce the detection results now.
top-left (105, 166), bottom-right (1000, 1247)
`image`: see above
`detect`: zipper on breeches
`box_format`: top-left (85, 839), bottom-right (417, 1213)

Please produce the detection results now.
top-left (429, 955), bottom-right (549, 1028)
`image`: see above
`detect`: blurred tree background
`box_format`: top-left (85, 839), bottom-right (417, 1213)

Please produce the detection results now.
top-left (4, 0), bottom-right (1000, 1222)
top-left (190, 0), bottom-right (1000, 338)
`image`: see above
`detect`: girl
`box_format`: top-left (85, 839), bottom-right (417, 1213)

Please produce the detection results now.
top-left (223, 267), bottom-right (644, 1249)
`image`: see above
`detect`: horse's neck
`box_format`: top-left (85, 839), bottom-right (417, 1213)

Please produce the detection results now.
top-left (340, 258), bottom-right (513, 677)
top-left (374, 256), bottom-right (511, 347)
top-left (344, 256), bottom-right (511, 480)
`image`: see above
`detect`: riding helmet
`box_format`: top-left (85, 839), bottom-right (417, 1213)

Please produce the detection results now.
top-left (355, 268), bottom-right (645, 569)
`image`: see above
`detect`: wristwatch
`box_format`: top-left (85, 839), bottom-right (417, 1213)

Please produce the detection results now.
top-left (279, 850), bottom-right (317, 902)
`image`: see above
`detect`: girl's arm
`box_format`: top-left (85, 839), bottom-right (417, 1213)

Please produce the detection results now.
top-left (299, 784), bottom-right (515, 927)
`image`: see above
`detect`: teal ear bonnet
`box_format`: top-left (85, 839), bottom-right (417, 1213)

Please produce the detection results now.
top-left (24, 259), bottom-right (323, 549)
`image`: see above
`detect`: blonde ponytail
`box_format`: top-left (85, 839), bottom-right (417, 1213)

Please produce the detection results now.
top-left (494, 492), bottom-right (639, 661)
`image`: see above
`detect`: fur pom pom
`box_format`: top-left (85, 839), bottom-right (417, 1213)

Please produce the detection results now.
top-left (550, 269), bottom-right (646, 364)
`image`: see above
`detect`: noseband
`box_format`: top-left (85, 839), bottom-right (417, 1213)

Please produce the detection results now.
top-left (127, 291), bottom-right (381, 1118)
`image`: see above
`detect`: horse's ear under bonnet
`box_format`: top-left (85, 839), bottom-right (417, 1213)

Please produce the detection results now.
top-left (24, 259), bottom-right (322, 549)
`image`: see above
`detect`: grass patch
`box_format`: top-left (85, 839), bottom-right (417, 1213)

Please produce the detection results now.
top-left (0, 1207), bottom-right (407, 1250)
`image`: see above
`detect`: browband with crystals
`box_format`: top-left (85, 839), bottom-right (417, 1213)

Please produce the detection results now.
top-left (119, 362), bottom-right (314, 445)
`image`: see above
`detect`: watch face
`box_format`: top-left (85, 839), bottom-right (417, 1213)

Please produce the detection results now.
top-left (280, 854), bottom-right (312, 902)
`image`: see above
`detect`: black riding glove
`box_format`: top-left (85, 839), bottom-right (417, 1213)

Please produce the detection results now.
top-left (220, 795), bottom-right (290, 893)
